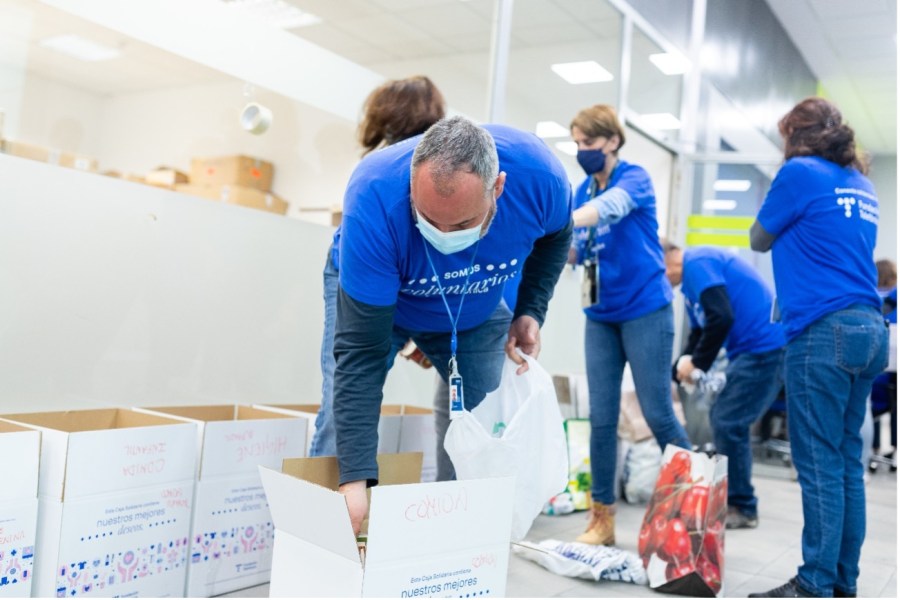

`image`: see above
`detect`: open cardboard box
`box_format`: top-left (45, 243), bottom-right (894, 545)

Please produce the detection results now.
top-left (0, 421), bottom-right (40, 598)
top-left (260, 453), bottom-right (514, 598)
top-left (0, 409), bottom-right (197, 598)
top-left (134, 405), bottom-right (308, 597)
top-left (257, 403), bottom-right (437, 482)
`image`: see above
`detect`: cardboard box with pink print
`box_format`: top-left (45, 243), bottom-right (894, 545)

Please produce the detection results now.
top-left (260, 454), bottom-right (514, 598)
top-left (134, 405), bottom-right (307, 598)
top-left (257, 403), bottom-right (437, 482)
top-left (0, 421), bottom-right (40, 598)
top-left (0, 409), bottom-right (198, 598)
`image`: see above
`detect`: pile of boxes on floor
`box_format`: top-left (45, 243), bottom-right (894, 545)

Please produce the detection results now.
top-left (0, 402), bottom-right (507, 598)
top-left (0, 136), bottom-right (288, 216)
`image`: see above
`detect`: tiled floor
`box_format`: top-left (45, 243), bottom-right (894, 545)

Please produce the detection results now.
top-left (222, 465), bottom-right (897, 598)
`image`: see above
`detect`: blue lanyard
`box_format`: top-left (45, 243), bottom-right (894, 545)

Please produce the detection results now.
top-left (421, 238), bottom-right (481, 358)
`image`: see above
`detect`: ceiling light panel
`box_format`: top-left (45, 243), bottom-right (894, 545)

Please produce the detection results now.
top-left (535, 121), bottom-right (569, 138)
top-left (222, 0), bottom-right (321, 29)
top-left (555, 141), bottom-right (578, 156)
top-left (639, 112), bottom-right (682, 130)
top-left (39, 34), bottom-right (120, 62)
top-left (713, 179), bottom-right (752, 192)
top-left (551, 61), bottom-right (613, 84)
top-left (648, 52), bottom-right (691, 75)
top-left (702, 199), bottom-right (738, 211)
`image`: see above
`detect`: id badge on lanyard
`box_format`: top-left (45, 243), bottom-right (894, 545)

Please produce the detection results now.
top-left (581, 179), bottom-right (601, 309)
top-left (581, 258), bottom-right (599, 308)
top-left (448, 356), bottom-right (464, 419)
top-left (419, 236), bottom-right (481, 422)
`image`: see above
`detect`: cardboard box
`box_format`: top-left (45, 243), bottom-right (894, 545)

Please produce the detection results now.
top-left (257, 404), bottom-right (437, 482)
top-left (190, 155), bottom-right (273, 191)
top-left (0, 422), bottom-right (40, 598)
top-left (0, 139), bottom-right (98, 171)
top-left (0, 409), bottom-right (198, 598)
top-left (175, 183), bottom-right (288, 215)
top-left (146, 167), bottom-right (189, 189)
top-left (135, 405), bottom-right (308, 597)
top-left (259, 454), bottom-right (514, 597)
top-left (552, 373), bottom-right (589, 419)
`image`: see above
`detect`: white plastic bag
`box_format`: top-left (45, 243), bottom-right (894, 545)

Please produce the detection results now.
top-left (513, 539), bottom-right (648, 585)
top-left (444, 354), bottom-right (568, 541)
top-left (622, 438), bottom-right (662, 504)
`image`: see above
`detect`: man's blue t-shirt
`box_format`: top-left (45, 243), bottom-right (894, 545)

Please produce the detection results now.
top-left (338, 124), bottom-right (572, 332)
top-left (682, 247), bottom-right (785, 358)
top-left (756, 156), bottom-right (882, 340)
top-left (572, 161), bottom-right (672, 322)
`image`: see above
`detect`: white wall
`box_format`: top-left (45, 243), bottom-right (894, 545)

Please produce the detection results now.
top-left (0, 153), bottom-right (335, 412)
top-left (94, 81), bottom-right (361, 215)
top-left (870, 154), bottom-right (898, 263)
top-left (0, 151), bottom-right (591, 416)
top-left (11, 72), bottom-right (105, 157)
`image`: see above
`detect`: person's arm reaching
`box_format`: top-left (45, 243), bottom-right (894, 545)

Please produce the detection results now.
top-left (676, 286), bottom-right (734, 380)
top-left (506, 219), bottom-right (573, 373)
top-left (333, 286), bottom-right (395, 534)
top-left (573, 188), bottom-right (637, 228)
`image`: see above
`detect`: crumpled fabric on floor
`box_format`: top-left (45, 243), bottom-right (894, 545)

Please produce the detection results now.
top-left (513, 538), bottom-right (648, 585)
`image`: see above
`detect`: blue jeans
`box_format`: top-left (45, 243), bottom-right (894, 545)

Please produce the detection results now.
top-left (786, 305), bottom-right (888, 597)
top-left (310, 250), bottom-right (404, 456)
top-left (585, 304), bottom-right (692, 504)
top-left (397, 301), bottom-right (513, 481)
top-left (710, 348), bottom-right (784, 517)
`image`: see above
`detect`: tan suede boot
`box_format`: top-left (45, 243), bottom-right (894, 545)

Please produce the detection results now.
top-left (575, 501), bottom-right (616, 545)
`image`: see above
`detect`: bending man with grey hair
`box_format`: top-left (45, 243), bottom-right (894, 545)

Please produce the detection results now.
top-left (334, 116), bottom-right (573, 533)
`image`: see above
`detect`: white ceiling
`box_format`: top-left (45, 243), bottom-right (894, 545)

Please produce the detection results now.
top-left (764, 0), bottom-right (897, 155)
top-left (8, 0), bottom-right (897, 155)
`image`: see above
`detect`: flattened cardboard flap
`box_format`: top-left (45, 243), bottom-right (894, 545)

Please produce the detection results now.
top-left (281, 453), bottom-right (423, 491)
top-left (258, 466), bottom-right (361, 565)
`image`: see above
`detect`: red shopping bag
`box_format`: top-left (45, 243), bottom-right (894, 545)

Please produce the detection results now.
top-left (638, 445), bottom-right (728, 597)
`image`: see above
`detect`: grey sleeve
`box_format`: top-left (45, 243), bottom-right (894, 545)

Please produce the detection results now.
top-left (585, 187), bottom-right (638, 226)
top-left (513, 219), bottom-right (573, 325)
top-left (750, 219), bottom-right (776, 252)
top-left (333, 286), bottom-right (395, 486)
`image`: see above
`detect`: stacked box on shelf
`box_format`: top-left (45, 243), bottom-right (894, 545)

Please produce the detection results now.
top-left (175, 184), bottom-right (287, 215)
top-left (180, 155), bottom-right (285, 215)
top-left (0, 409), bottom-right (198, 598)
top-left (134, 405), bottom-right (307, 598)
top-left (257, 403), bottom-right (437, 482)
top-left (0, 421), bottom-right (40, 598)
top-left (0, 139), bottom-right (98, 171)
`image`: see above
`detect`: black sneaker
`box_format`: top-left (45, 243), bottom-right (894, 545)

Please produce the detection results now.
top-left (726, 507), bottom-right (759, 529)
top-left (748, 578), bottom-right (814, 597)
top-left (834, 589), bottom-right (856, 598)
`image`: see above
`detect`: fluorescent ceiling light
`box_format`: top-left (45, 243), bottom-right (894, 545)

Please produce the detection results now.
top-left (223, 0), bottom-right (321, 29)
top-left (551, 61), bottom-right (613, 84)
top-left (535, 121), bottom-right (569, 138)
top-left (649, 52), bottom-right (691, 75)
top-left (713, 179), bottom-right (752, 192)
top-left (39, 34), bottom-right (120, 62)
top-left (555, 141), bottom-right (578, 156)
top-left (639, 113), bottom-right (682, 130)
top-left (703, 199), bottom-right (738, 211)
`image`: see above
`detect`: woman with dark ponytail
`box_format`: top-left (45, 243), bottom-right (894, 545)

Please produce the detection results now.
top-left (748, 97), bottom-right (888, 598)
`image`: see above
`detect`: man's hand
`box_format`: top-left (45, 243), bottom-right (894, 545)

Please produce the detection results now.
top-left (675, 355), bottom-right (697, 383)
top-left (339, 480), bottom-right (369, 536)
top-left (505, 315), bottom-right (541, 375)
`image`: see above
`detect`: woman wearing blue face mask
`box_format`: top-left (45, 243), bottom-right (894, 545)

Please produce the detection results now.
top-left (569, 104), bottom-right (692, 546)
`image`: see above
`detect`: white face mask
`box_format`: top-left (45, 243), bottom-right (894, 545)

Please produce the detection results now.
top-left (415, 206), bottom-right (490, 255)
